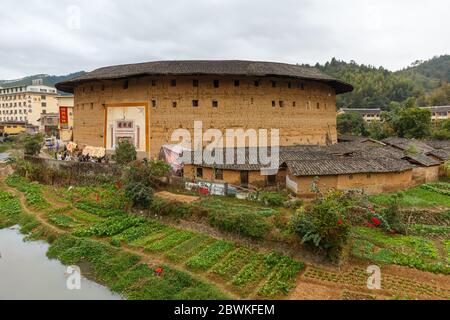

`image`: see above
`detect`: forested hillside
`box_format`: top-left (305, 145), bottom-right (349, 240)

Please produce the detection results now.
top-left (311, 55), bottom-right (450, 110)
top-left (0, 71), bottom-right (85, 89)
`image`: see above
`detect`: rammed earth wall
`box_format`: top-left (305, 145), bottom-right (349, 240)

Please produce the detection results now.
top-left (72, 75), bottom-right (338, 158)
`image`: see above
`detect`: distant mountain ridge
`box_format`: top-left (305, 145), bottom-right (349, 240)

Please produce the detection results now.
top-left (0, 71), bottom-right (86, 89)
top-left (311, 55), bottom-right (450, 109)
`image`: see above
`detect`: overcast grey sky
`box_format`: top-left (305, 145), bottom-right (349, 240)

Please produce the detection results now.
top-left (0, 0), bottom-right (449, 79)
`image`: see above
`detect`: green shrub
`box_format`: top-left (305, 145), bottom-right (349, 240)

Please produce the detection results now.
top-left (381, 194), bottom-right (406, 233)
top-left (149, 197), bottom-right (191, 218)
top-left (259, 192), bottom-right (286, 207)
top-left (122, 160), bottom-right (171, 210)
top-left (24, 134), bottom-right (42, 156)
top-left (113, 140), bottom-right (137, 165)
top-left (125, 181), bottom-right (154, 209)
top-left (208, 210), bottom-right (271, 239)
top-left (292, 192), bottom-right (352, 262)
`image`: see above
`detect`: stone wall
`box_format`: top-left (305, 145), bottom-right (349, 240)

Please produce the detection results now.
top-left (72, 75), bottom-right (338, 158)
top-left (24, 156), bottom-right (121, 185)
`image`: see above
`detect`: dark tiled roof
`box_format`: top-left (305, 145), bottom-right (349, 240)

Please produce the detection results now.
top-left (424, 140), bottom-right (450, 150)
top-left (286, 157), bottom-right (412, 176)
top-left (340, 108), bottom-right (382, 115)
top-left (382, 137), bottom-right (435, 153)
top-left (402, 154), bottom-right (441, 167)
top-left (421, 106), bottom-right (450, 113)
top-left (426, 149), bottom-right (450, 161)
top-left (184, 138), bottom-right (445, 176)
top-left (56, 60), bottom-right (353, 94)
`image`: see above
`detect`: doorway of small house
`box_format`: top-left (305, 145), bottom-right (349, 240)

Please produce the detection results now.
top-left (240, 171), bottom-right (249, 187)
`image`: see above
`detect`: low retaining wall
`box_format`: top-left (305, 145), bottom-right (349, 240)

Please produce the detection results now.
top-left (23, 156), bottom-right (122, 185)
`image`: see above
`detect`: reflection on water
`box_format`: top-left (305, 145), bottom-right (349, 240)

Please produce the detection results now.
top-left (0, 227), bottom-right (122, 300)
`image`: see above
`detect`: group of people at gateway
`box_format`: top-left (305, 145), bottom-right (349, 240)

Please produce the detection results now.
top-left (48, 139), bottom-right (109, 164)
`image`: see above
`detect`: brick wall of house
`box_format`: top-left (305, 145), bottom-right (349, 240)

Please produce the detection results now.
top-left (288, 170), bottom-right (413, 196)
top-left (412, 166), bottom-right (440, 184)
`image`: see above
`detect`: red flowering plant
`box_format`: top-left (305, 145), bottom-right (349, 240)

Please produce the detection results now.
top-left (365, 207), bottom-right (391, 231)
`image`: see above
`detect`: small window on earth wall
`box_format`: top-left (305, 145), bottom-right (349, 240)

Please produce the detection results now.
top-left (215, 169), bottom-right (224, 180)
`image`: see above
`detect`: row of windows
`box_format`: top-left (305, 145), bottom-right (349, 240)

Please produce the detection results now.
top-left (149, 99), bottom-right (327, 109)
top-left (75, 103), bottom-right (94, 110)
top-left (81, 79), bottom-right (309, 92)
top-left (0, 116), bottom-right (28, 122)
top-left (195, 167), bottom-right (277, 186)
top-left (75, 100), bottom-right (328, 110)
top-left (432, 112), bottom-right (449, 116)
top-left (2, 109), bottom-right (29, 115)
top-left (0, 86), bottom-right (27, 94)
top-left (0, 95), bottom-right (46, 101)
top-left (148, 79), bottom-right (305, 90)
top-left (1, 102), bottom-right (32, 108)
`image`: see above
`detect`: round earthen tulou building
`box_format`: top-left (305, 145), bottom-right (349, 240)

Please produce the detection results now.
top-left (56, 60), bottom-right (353, 158)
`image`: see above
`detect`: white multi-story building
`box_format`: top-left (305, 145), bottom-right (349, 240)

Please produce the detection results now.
top-left (0, 80), bottom-right (59, 127)
top-left (421, 106), bottom-right (450, 122)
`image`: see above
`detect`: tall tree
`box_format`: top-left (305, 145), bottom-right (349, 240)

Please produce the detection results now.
top-left (337, 113), bottom-right (367, 136)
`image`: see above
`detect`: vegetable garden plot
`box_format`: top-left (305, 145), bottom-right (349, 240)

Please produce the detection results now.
top-left (211, 247), bottom-right (255, 281)
top-left (112, 220), bottom-right (166, 243)
top-left (47, 213), bottom-right (80, 229)
top-left (352, 227), bottom-right (449, 274)
top-left (0, 191), bottom-right (22, 228)
top-left (165, 234), bottom-right (214, 263)
top-left (46, 235), bottom-right (228, 300)
top-left (70, 210), bottom-right (104, 224)
top-left (75, 200), bottom-right (125, 218)
top-left (6, 174), bottom-right (50, 210)
top-left (125, 265), bottom-right (228, 300)
top-left (257, 256), bottom-right (304, 297)
top-left (129, 226), bottom-right (178, 248)
top-left (73, 215), bottom-right (146, 237)
top-left (303, 266), bottom-right (450, 299)
top-left (231, 252), bottom-right (283, 294)
top-left (144, 230), bottom-right (195, 253)
top-left (186, 240), bottom-right (235, 271)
